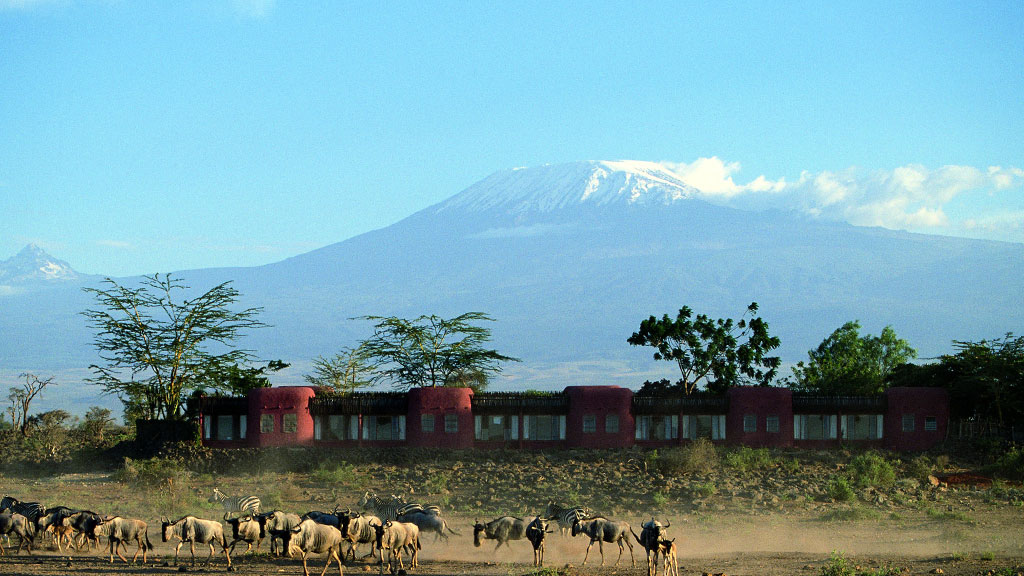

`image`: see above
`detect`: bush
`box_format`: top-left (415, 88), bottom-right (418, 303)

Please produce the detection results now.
top-left (657, 438), bottom-right (718, 475)
top-left (116, 456), bottom-right (190, 488)
top-left (820, 551), bottom-right (855, 576)
top-left (827, 475), bottom-right (855, 502)
top-left (724, 446), bottom-right (775, 471)
top-left (987, 446), bottom-right (1024, 482)
top-left (849, 452), bottom-right (895, 488)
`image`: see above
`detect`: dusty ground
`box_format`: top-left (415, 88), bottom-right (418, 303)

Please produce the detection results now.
top-left (2, 448), bottom-right (1023, 575)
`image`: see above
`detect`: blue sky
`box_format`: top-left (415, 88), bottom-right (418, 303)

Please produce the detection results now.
top-left (2, 1), bottom-right (1022, 276)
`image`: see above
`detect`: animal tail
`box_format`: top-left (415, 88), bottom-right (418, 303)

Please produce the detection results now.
top-left (630, 527), bottom-right (642, 545)
top-left (145, 530), bottom-right (154, 551)
top-left (444, 521), bottom-right (461, 536)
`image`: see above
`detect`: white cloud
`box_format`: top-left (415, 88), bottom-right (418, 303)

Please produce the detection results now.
top-left (658, 159), bottom-right (1024, 243)
top-left (96, 239), bottom-right (133, 249)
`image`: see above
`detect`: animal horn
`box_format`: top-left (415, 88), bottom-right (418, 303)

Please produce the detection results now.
top-left (664, 519), bottom-right (671, 528)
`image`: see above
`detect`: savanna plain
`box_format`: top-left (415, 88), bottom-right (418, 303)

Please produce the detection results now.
top-left (2, 443), bottom-right (1022, 576)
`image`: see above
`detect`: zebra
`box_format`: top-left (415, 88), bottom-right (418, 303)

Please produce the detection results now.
top-left (544, 501), bottom-right (595, 536)
top-left (357, 492), bottom-right (439, 522)
top-left (207, 488), bottom-right (261, 516)
top-left (0, 497), bottom-right (45, 523)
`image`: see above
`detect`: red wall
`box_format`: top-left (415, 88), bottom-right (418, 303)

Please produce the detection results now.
top-left (249, 386), bottom-right (316, 447)
top-left (885, 387), bottom-right (948, 451)
top-left (407, 387), bottom-right (475, 449)
top-left (565, 386), bottom-right (635, 448)
top-left (727, 387), bottom-right (794, 447)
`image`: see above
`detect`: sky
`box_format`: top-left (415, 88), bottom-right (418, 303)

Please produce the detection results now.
top-left (1, 1), bottom-right (1022, 277)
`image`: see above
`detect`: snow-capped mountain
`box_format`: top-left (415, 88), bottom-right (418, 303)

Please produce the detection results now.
top-left (436, 160), bottom-right (697, 213)
top-left (2, 161), bottom-right (1023, 402)
top-left (0, 244), bottom-right (79, 284)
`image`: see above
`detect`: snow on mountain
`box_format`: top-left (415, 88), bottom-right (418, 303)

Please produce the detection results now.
top-left (0, 244), bottom-right (79, 284)
top-left (435, 160), bottom-right (697, 214)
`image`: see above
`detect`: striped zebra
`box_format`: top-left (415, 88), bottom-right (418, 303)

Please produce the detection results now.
top-left (208, 488), bottom-right (261, 516)
top-left (543, 501), bottom-right (595, 536)
top-left (0, 496), bottom-right (45, 523)
top-left (357, 491), bottom-right (439, 522)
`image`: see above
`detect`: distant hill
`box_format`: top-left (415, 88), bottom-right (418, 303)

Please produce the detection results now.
top-left (2, 160), bottom-right (1023, 409)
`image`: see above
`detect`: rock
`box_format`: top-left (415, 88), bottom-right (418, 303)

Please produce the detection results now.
top-left (931, 569), bottom-right (944, 574)
top-left (928, 475), bottom-right (940, 486)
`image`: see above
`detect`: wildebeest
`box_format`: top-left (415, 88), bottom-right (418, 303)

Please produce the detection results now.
top-left (91, 515), bottom-right (153, 564)
top-left (36, 506), bottom-right (77, 549)
top-left (336, 509), bottom-right (382, 561)
top-left (658, 538), bottom-right (679, 576)
top-left (161, 515), bottom-right (233, 568)
top-left (256, 510), bottom-right (302, 556)
top-left (64, 511), bottom-right (104, 552)
top-left (472, 515), bottom-right (530, 551)
top-left (0, 512), bottom-right (36, 555)
top-left (397, 509), bottom-right (459, 542)
top-left (283, 518), bottom-right (345, 576)
top-left (374, 520), bottom-right (420, 573)
top-left (571, 516), bottom-right (636, 567)
top-left (224, 512), bottom-right (264, 555)
top-left (302, 510), bottom-right (342, 528)
top-left (525, 516), bottom-right (553, 566)
top-left (631, 518), bottom-right (671, 576)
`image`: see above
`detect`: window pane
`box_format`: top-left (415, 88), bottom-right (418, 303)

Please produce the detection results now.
top-left (327, 415), bottom-right (348, 440)
top-left (582, 415), bottom-right (596, 433)
top-left (924, 417), bottom-right (937, 431)
top-left (421, 414), bottom-right (435, 433)
top-left (766, 416), bottom-right (779, 434)
top-left (444, 413), bottom-right (458, 433)
top-left (239, 416), bottom-right (247, 439)
top-left (743, 414), bottom-right (756, 433)
top-left (261, 414), bottom-right (274, 433)
top-left (216, 415), bottom-right (234, 440)
top-left (283, 413), bottom-right (298, 433)
top-left (902, 414), bottom-right (915, 432)
top-left (605, 414), bottom-right (619, 433)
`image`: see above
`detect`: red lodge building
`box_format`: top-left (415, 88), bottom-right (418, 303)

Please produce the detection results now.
top-left (197, 385), bottom-right (948, 452)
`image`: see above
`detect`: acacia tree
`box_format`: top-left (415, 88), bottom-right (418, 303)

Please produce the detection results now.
top-left (789, 321), bottom-right (916, 395)
top-left (303, 345), bottom-right (375, 393)
top-left (628, 302), bottom-right (781, 395)
top-left (82, 274), bottom-right (265, 421)
top-left (945, 333), bottom-right (1023, 425)
top-left (5, 373), bottom-right (56, 436)
top-left (358, 312), bottom-right (519, 391)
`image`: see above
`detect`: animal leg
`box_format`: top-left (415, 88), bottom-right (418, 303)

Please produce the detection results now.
top-left (301, 554), bottom-right (311, 576)
top-left (582, 539), bottom-right (594, 565)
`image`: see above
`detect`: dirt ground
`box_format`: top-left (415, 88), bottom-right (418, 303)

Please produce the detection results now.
top-left (2, 510), bottom-right (1023, 576)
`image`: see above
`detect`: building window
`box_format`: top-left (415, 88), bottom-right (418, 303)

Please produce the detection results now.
top-left (582, 414), bottom-right (597, 433)
top-left (924, 416), bottom-right (937, 432)
top-left (216, 415), bottom-right (235, 441)
top-left (681, 415), bottom-right (724, 440)
top-left (239, 415), bottom-right (247, 439)
top-left (260, 414), bottom-right (275, 433)
top-left (605, 414), bottom-right (619, 434)
top-left (636, 415), bottom-right (679, 441)
top-left (203, 417), bottom-right (211, 439)
top-left (314, 415), bottom-right (357, 441)
top-left (766, 415), bottom-right (779, 434)
top-left (475, 415), bottom-right (518, 441)
top-left (794, 415), bottom-right (836, 440)
top-left (524, 415), bottom-right (565, 441)
top-left (743, 414), bottom-right (757, 433)
top-left (444, 413), bottom-right (458, 433)
top-left (362, 415), bottom-right (406, 441)
top-left (282, 413), bottom-right (298, 433)
top-left (841, 415), bottom-right (883, 440)
top-left (421, 414), bottom-right (435, 433)
top-left (902, 414), bottom-right (915, 432)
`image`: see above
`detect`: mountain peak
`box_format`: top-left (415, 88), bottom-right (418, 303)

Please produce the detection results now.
top-left (435, 160), bottom-right (697, 214)
top-left (0, 244), bottom-right (79, 283)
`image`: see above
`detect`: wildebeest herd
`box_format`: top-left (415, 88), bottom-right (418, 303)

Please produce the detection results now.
top-left (0, 491), bottom-right (681, 576)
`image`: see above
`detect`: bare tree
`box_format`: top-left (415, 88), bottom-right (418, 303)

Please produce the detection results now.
top-left (6, 373), bottom-right (56, 436)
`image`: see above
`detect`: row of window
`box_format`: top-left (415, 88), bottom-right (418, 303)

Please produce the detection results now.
top-left (206, 412), bottom-right (940, 442)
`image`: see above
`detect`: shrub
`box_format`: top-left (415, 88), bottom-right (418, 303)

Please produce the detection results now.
top-left (987, 446), bottom-right (1024, 482)
top-left (724, 446), bottom-right (775, 471)
top-left (652, 491), bottom-right (669, 507)
top-left (827, 475), bottom-right (855, 502)
top-left (903, 455), bottom-right (932, 481)
top-left (820, 551), bottom-right (855, 576)
top-left (657, 438), bottom-right (718, 475)
top-left (116, 456), bottom-right (190, 488)
top-left (849, 452), bottom-right (895, 488)
top-left (691, 481), bottom-right (717, 498)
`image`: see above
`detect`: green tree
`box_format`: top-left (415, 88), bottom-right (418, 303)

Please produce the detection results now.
top-left (944, 333), bottom-right (1023, 425)
top-left (789, 321), bottom-right (916, 395)
top-left (358, 312), bottom-right (519, 391)
top-left (80, 406), bottom-right (115, 446)
top-left (304, 345), bottom-right (374, 393)
top-left (82, 274), bottom-right (266, 421)
top-left (627, 302), bottom-right (781, 395)
top-left (203, 360), bottom-right (289, 397)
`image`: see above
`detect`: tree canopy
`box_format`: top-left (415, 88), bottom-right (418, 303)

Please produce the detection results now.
top-left (788, 321), bottom-right (916, 395)
top-left (82, 274), bottom-right (266, 421)
top-left (303, 345), bottom-right (375, 394)
top-left (358, 312), bottom-right (518, 391)
top-left (627, 302), bottom-right (781, 395)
